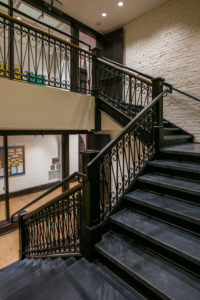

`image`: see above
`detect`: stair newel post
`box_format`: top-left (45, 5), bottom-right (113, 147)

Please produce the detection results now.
top-left (152, 77), bottom-right (165, 151)
top-left (80, 150), bottom-right (101, 261)
top-left (18, 210), bottom-right (28, 260)
top-left (92, 47), bottom-right (100, 91)
top-left (92, 48), bottom-right (101, 131)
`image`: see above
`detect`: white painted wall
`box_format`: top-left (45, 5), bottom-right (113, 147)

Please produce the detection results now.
top-left (0, 135), bottom-right (61, 193)
top-left (69, 134), bottom-right (79, 174)
top-left (101, 113), bottom-right (122, 140)
top-left (0, 78), bottom-right (95, 131)
top-left (124, 0), bottom-right (200, 141)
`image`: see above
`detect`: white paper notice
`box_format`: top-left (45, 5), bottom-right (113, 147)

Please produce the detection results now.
top-left (11, 166), bottom-right (17, 174)
top-left (17, 165), bottom-right (23, 173)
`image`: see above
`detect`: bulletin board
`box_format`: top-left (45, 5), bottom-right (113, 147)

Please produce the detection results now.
top-left (0, 146), bottom-right (25, 178)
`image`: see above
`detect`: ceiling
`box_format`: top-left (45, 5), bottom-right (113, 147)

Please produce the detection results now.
top-left (56, 0), bottom-right (168, 33)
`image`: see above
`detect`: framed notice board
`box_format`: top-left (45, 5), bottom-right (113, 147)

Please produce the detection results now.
top-left (0, 146), bottom-right (25, 178)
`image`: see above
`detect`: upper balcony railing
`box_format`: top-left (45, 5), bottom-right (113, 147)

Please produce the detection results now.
top-left (0, 0), bottom-right (91, 51)
top-left (95, 57), bottom-right (153, 119)
top-left (0, 11), bottom-right (93, 94)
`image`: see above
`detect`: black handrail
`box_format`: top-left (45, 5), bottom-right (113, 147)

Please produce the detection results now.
top-left (98, 57), bottom-right (152, 85)
top-left (172, 87), bottom-right (200, 102)
top-left (0, 1), bottom-right (91, 50)
top-left (102, 57), bottom-right (153, 81)
top-left (88, 89), bottom-right (169, 168)
top-left (11, 171), bottom-right (86, 220)
top-left (102, 57), bottom-right (200, 102)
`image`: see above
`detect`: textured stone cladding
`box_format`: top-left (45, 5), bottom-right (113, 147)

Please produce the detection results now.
top-left (124, 0), bottom-right (200, 141)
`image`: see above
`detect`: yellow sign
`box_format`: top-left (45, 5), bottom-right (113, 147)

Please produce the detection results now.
top-left (0, 63), bottom-right (21, 81)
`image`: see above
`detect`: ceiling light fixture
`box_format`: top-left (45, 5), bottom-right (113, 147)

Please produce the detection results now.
top-left (118, 1), bottom-right (124, 7)
top-left (16, 16), bottom-right (21, 20)
top-left (101, 12), bottom-right (107, 17)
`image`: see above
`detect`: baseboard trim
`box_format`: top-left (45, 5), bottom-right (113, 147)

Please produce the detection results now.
top-left (0, 220), bottom-right (19, 236)
top-left (0, 181), bottom-right (60, 202)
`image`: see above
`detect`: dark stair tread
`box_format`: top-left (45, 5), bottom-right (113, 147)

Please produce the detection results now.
top-left (0, 259), bottom-right (32, 274)
top-left (164, 127), bottom-right (180, 131)
top-left (164, 135), bottom-right (192, 141)
top-left (138, 174), bottom-right (200, 195)
top-left (93, 261), bottom-right (144, 300)
top-left (7, 257), bottom-right (77, 300)
top-left (96, 232), bottom-right (200, 300)
top-left (125, 189), bottom-right (200, 224)
top-left (0, 259), bottom-right (43, 284)
top-left (32, 258), bottom-right (139, 300)
top-left (110, 209), bottom-right (200, 265)
top-left (0, 259), bottom-right (58, 298)
top-left (149, 159), bottom-right (200, 173)
top-left (162, 143), bottom-right (200, 155)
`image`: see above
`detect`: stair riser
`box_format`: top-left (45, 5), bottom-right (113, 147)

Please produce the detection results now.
top-left (136, 181), bottom-right (200, 204)
top-left (125, 198), bottom-right (200, 235)
top-left (95, 250), bottom-right (163, 300)
top-left (109, 220), bottom-right (200, 277)
top-left (163, 138), bottom-right (193, 147)
top-left (163, 121), bottom-right (173, 128)
top-left (158, 152), bottom-right (200, 164)
top-left (147, 165), bottom-right (200, 182)
top-left (164, 129), bottom-right (182, 136)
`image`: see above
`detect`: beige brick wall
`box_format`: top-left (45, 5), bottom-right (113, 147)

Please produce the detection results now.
top-left (124, 0), bottom-right (200, 141)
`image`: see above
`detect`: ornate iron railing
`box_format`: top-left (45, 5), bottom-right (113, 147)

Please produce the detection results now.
top-left (12, 171), bottom-right (86, 220)
top-left (102, 57), bottom-right (200, 103)
top-left (86, 89), bottom-right (168, 222)
top-left (19, 183), bottom-right (83, 258)
top-left (0, 1), bottom-right (91, 51)
top-left (96, 57), bottom-right (152, 118)
top-left (0, 11), bottom-right (93, 93)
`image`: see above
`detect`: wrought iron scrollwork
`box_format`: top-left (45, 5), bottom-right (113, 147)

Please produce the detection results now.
top-left (94, 106), bottom-right (155, 221)
top-left (22, 186), bottom-right (82, 257)
top-left (0, 13), bottom-right (93, 93)
top-left (96, 59), bottom-right (153, 119)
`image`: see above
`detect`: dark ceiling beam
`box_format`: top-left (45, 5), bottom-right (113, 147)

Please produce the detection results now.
top-left (0, 130), bottom-right (90, 135)
top-left (22, 0), bottom-right (103, 39)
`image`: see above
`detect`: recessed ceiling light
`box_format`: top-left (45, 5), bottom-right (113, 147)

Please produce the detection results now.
top-left (16, 16), bottom-right (21, 20)
top-left (118, 1), bottom-right (124, 7)
top-left (101, 12), bottom-right (107, 17)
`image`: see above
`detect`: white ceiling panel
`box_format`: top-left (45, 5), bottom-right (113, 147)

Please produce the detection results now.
top-left (60, 0), bottom-right (168, 33)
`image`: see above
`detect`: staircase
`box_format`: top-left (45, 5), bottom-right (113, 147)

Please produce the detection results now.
top-left (95, 142), bottom-right (200, 299)
top-left (0, 257), bottom-right (143, 300)
top-left (163, 120), bottom-right (193, 147)
top-left (1, 47), bottom-right (200, 298)
top-left (2, 143), bottom-right (199, 300)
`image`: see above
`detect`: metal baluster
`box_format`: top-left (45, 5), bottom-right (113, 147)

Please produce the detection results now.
top-left (59, 42), bottom-right (62, 88)
top-left (27, 28), bottom-right (30, 82)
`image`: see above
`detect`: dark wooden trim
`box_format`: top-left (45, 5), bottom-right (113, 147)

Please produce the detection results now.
top-left (8, 0), bottom-right (14, 80)
top-left (0, 220), bottom-right (19, 236)
top-left (23, 183), bottom-right (82, 220)
top-left (88, 89), bottom-right (168, 168)
top-left (101, 28), bottom-right (124, 64)
top-left (98, 57), bottom-right (152, 85)
top-left (0, 130), bottom-right (89, 135)
top-left (0, 181), bottom-right (60, 202)
top-left (97, 98), bottom-right (130, 127)
top-left (3, 136), bottom-right (10, 222)
top-left (62, 134), bottom-right (69, 191)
